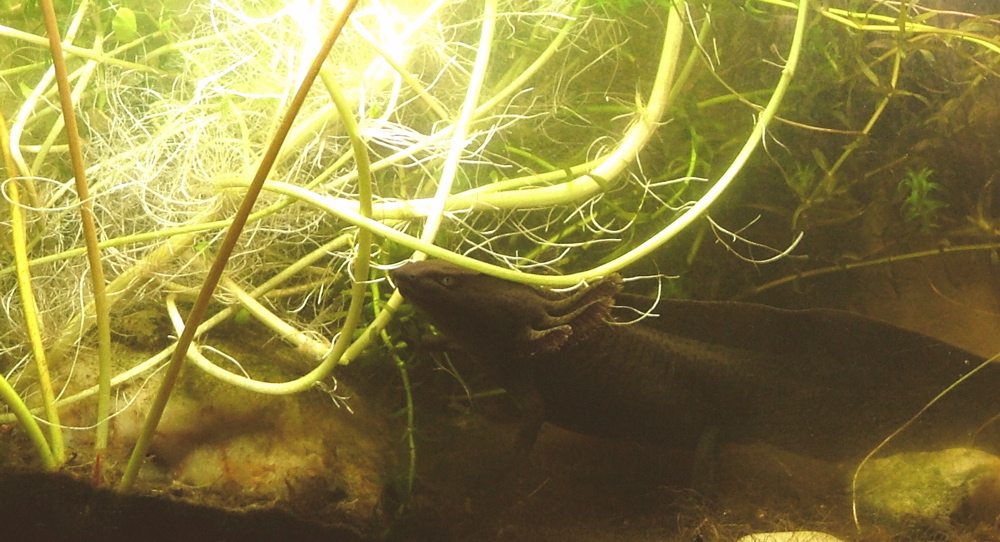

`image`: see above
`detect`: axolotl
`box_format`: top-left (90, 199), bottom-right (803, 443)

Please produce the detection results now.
top-left (391, 260), bottom-right (1000, 464)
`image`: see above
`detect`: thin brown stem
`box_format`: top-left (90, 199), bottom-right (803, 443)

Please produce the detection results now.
top-left (117, 0), bottom-right (361, 491)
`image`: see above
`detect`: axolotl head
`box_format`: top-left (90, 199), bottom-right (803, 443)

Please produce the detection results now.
top-left (391, 260), bottom-right (622, 359)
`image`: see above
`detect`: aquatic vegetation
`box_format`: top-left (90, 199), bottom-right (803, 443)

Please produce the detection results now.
top-left (0, 0), bottom-right (998, 532)
top-left (898, 168), bottom-right (946, 233)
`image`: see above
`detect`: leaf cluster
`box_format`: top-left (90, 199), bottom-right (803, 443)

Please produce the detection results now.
top-left (898, 168), bottom-right (946, 233)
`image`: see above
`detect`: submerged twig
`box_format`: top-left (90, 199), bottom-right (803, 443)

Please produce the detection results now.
top-left (118, 0), bottom-right (361, 491)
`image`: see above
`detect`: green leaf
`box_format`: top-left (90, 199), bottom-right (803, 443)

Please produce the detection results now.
top-left (112, 7), bottom-right (140, 43)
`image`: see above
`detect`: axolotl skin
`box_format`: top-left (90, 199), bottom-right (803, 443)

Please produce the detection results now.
top-left (391, 260), bottom-right (1000, 464)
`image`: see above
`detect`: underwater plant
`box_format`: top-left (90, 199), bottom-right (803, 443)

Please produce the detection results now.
top-left (898, 167), bottom-right (946, 233)
top-left (0, 0), bottom-right (998, 532)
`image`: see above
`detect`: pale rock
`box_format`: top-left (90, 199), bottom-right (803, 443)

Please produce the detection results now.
top-left (853, 447), bottom-right (1000, 526)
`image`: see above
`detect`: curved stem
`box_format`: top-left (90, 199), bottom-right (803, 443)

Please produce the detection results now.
top-left (581, 0), bottom-right (807, 278)
top-left (224, 0), bottom-right (805, 286)
top-left (316, 74), bottom-right (374, 370)
top-left (8, 0), bottom-right (92, 177)
top-left (0, 234), bottom-right (355, 424)
top-left (357, 0), bottom-right (679, 214)
top-left (317, 0), bottom-right (583, 193)
top-left (0, 375), bottom-right (56, 470)
top-left (415, 0), bottom-right (498, 255)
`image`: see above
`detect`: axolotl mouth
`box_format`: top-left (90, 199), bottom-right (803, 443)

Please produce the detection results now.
top-left (389, 263), bottom-right (442, 304)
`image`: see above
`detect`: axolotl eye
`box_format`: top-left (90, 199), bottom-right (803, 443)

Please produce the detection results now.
top-left (438, 275), bottom-right (457, 287)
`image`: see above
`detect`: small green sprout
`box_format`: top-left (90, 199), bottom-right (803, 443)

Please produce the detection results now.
top-left (898, 167), bottom-right (947, 232)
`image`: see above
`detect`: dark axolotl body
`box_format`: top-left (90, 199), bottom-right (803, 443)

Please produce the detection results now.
top-left (392, 260), bottom-right (1000, 463)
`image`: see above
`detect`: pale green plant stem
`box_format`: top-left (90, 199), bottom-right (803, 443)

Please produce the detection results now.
top-left (1, 114), bottom-right (58, 469)
top-left (793, 17), bottom-right (905, 225)
top-left (219, 277), bottom-right (329, 360)
top-left (164, 292), bottom-right (330, 395)
top-left (759, 0), bottom-right (1000, 54)
top-left (350, 19), bottom-right (448, 120)
top-left (141, 50), bottom-right (384, 397)
top-left (224, 179), bottom-right (595, 285)
top-left (118, 0), bottom-right (361, 491)
top-left (0, 158), bottom-right (601, 284)
top-left (381, 326), bottom-right (416, 503)
top-left (219, 60), bottom-right (366, 382)
top-left (0, 60), bottom-right (47, 77)
top-left (0, 375), bottom-right (56, 469)
top-left (316, 70), bottom-right (375, 371)
top-left (0, 24), bottom-right (160, 73)
top-left (0, 349), bottom-right (172, 426)
top-left (415, 0), bottom-right (497, 257)
top-left (319, 1), bottom-right (583, 192)
top-left (366, 276), bottom-right (417, 502)
top-left (456, 157), bottom-right (604, 197)
top-left (229, 0), bottom-right (806, 287)
top-left (0, 234), bottom-right (355, 424)
top-left (8, 0), bottom-right (90, 177)
top-left (220, 0), bottom-right (685, 285)
top-left (29, 43), bottom-right (103, 176)
top-left (668, 4), bottom-right (713, 108)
